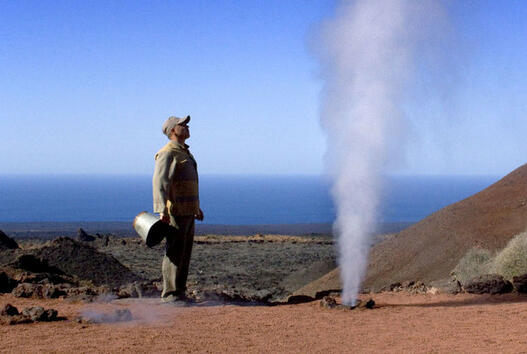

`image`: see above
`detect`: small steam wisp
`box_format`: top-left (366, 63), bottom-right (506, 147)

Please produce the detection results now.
top-left (317, 0), bottom-right (447, 305)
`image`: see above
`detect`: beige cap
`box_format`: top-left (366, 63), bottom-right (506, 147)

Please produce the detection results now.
top-left (162, 115), bottom-right (190, 137)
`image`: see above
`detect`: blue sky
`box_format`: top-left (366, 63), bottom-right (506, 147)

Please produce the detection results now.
top-left (1, 0), bottom-right (526, 176)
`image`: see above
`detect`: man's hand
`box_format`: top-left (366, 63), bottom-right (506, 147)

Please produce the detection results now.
top-left (195, 208), bottom-right (204, 221)
top-left (160, 213), bottom-right (170, 224)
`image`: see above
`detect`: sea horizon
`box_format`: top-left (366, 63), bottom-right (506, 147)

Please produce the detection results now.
top-left (0, 173), bottom-right (500, 225)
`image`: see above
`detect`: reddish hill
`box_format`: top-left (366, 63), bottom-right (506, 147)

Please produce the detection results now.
top-left (295, 163), bottom-right (527, 295)
top-left (364, 163), bottom-right (527, 290)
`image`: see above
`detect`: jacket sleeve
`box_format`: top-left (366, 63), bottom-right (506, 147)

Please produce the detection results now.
top-left (152, 151), bottom-right (177, 214)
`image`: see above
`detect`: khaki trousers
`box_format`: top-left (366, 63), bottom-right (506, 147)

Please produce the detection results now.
top-left (161, 215), bottom-right (195, 298)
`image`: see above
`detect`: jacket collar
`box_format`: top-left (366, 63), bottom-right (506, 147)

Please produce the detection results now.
top-left (168, 140), bottom-right (190, 151)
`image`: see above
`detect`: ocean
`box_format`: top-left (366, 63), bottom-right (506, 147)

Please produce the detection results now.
top-left (0, 174), bottom-right (499, 224)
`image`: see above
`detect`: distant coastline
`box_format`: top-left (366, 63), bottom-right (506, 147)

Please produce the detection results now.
top-left (0, 221), bottom-right (413, 239)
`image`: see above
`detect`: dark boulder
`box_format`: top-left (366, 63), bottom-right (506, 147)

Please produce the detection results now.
top-left (1, 304), bottom-right (19, 316)
top-left (11, 283), bottom-right (66, 299)
top-left (0, 304), bottom-right (60, 325)
top-left (0, 273), bottom-right (16, 292)
top-left (464, 274), bottom-right (513, 294)
top-left (358, 299), bottom-right (376, 309)
top-left (2, 265), bottom-right (75, 286)
top-left (512, 273), bottom-right (527, 293)
top-left (12, 283), bottom-right (42, 298)
top-left (3, 257), bottom-right (77, 287)
top-left (0, 230), bottom-right (18, 250)
top-left (77, 228), bottom-right (96, 242)
top-left (0, 271), bottom-right (18, 293)
top-left (319, 296), bottom-right (375, 310)
top-left (320, 296), bottom-right (338, 309)
top-left (20, 272), bottom-right (73, 285)
top-left (63, 286), bottom-right (103, 302)
top-left (22, 306), bottom-right (58, 322)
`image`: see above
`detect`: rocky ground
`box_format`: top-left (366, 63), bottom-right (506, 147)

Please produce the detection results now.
top-left (1, 229), bottom-right (337, 304)
top-left (5, 228), bottom-right (527, 352)
top-left (105, 234), bottom-right (337, 302)
top-left (4, 226), bottom-right (527, 307)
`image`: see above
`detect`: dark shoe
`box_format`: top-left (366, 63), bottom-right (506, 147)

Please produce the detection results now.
top-left (161, 293), bottom-right (192, 306)
top-left (161, 294), bottom-right (176, 303)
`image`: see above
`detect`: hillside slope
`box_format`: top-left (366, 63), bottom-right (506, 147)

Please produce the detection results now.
top-left (363, 163), bottom-right (527, 290)
top-left (296, 163), bottom-right (527, 294)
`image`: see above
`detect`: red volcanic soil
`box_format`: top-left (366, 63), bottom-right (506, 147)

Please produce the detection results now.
top-left (3, 293), bottom-right (527, 353)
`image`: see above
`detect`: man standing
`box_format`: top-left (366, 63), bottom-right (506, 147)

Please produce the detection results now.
top-left (153, 115), bottom-right (204, 303)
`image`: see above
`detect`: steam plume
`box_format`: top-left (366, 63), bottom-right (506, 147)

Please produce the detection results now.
top-left (316, 0), bottom-right (447, 305)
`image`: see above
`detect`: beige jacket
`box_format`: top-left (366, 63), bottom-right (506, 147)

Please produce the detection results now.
top-left (152, 141), bottom-right (199, 216)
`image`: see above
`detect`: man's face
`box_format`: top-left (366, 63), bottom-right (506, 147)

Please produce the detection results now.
top-left (173, 124), bottom-right (190, 140)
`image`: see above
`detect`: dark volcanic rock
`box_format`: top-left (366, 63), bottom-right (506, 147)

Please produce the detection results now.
top-left (512, 273), bottom-right (527, 293)
top-left (3, 267), bottom-right (74, 286)
top-left (31, 237), bottom-right (142, 287)
top-left (320, 296), bottom-right (337, 309)
top-left (22, 306), bottom-right (44, 321)
top-left (319, 296), bottom-right (375, 310)
top-left (0, 271), bottom-right (18, 293)
top-left (0, 314), bottom-right (33, 325)
top-left (78, 228), bottom-right (96, 242)
top-left (22, 306), bottom-right (58, 322)
top-left (0, 230), bottom-right (18, 250)
top-left (464, 274), bottom-right (513, 294)
top-left (1, 261), bottom-right (76, 287)
top-left (9, 254), bottom-right (65, 275)
top-left (64, 286), bottom-right (102, 302)
top-left (11, 283), bottom-right (66, 299)
top-left (359, 299), bottom-right (376, 309)
top-left (1, 304), bottom-right (19, 316)
top-left (284, 294), bottom-right (315, 304)
top-left (0, 305), bottom-right (59, 325)
top-left (387, 280), bottom-right (429, 294)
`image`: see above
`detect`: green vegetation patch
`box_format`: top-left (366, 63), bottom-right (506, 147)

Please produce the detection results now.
top-left (492, 231), bottom-right (527, 280)
top-left (452, 247), bottom-right (493, 284)
top-left (453, 231), bottom-right (527, 283)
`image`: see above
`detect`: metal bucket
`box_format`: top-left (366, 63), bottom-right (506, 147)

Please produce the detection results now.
top-left (133, 211), bottom-right (177, 247)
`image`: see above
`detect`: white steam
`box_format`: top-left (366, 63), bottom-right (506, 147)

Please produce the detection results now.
top-left (80, 299), bottom-right (172, 325)
top-left (316, 0), bottom-right (447, 305)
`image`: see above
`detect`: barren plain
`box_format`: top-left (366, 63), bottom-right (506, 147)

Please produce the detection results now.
top-left (3, 291), bottom-right (527, 353)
